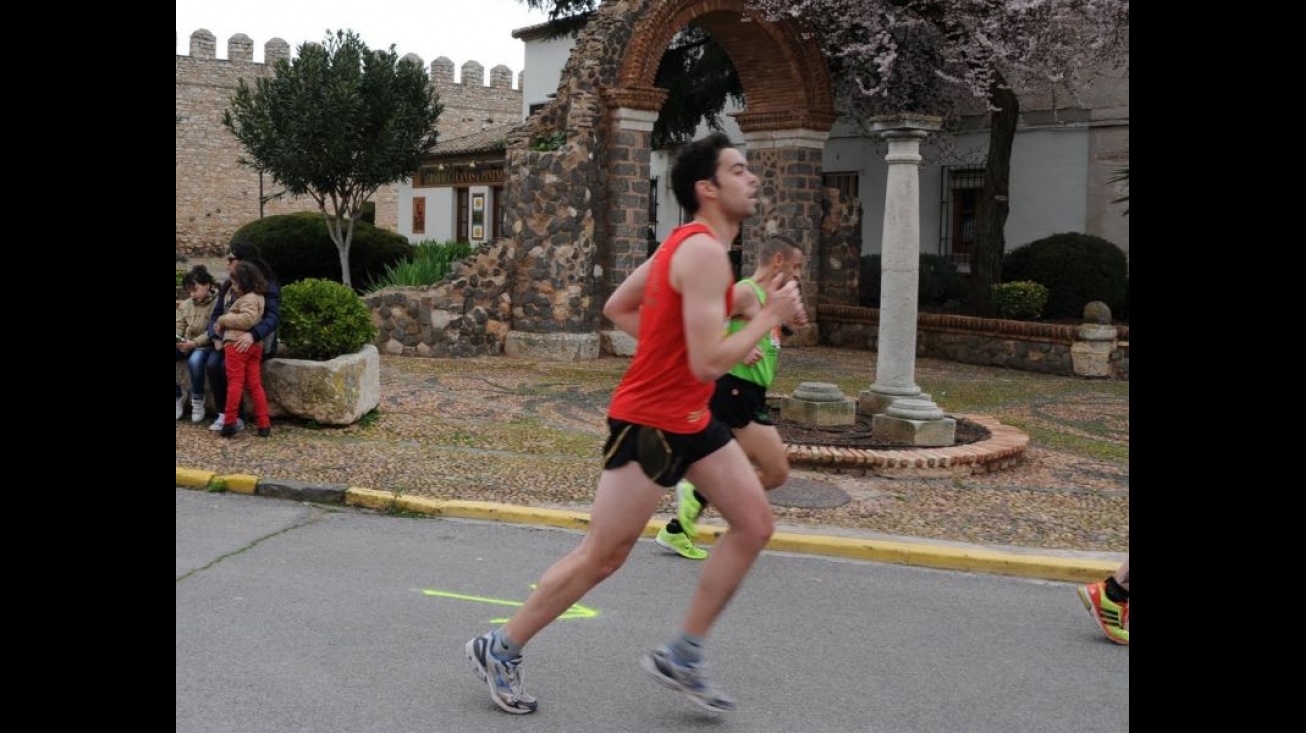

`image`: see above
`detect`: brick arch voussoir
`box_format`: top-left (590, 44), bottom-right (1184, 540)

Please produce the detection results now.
top-left (615, 0), bottom-right (834, 128)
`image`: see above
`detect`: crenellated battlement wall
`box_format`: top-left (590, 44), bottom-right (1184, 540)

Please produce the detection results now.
top-left (176, 29), bottom-right (523, 257)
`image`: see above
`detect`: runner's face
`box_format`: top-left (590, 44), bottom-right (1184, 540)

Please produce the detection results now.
top-left (711, 147), bottom-right (758, 220)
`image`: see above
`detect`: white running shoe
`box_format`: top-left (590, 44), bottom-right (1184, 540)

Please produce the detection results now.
top-left (464, 633), bottom-right (537, 715)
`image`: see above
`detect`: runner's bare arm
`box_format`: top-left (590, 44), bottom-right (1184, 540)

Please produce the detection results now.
top-left (729, 279), bottom-right (760, 320)
top-left (602, 257), bottom-right (654, 338)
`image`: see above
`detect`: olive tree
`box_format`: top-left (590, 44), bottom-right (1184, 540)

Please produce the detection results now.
top-left (223, 29), bottom-right (442, 287)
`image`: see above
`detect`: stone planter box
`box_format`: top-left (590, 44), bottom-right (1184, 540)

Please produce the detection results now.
top-left (177, 344), bottom-right (381, 425)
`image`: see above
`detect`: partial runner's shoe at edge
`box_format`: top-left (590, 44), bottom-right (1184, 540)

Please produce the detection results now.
top-left (465, 633), bottom-right (538, 715)
top-left (676, 480), bottom-right (705, 540)
top-left (1077, 581), bottom-right (1129, 645)
top-left (655, 526), bottom-right (708, 560)
top-left (641, 646), bottom-right (736, 713)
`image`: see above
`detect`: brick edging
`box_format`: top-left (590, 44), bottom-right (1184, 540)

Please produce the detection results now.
top-left (785, 414), bottom-right (1028, 475)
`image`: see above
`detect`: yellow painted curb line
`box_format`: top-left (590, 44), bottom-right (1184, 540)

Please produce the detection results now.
top-left (763, 533), bottom-right (1115, 584)
top-left (176, 467), bottom-right (215, 488)
top-left (175, 468), bottom-right (259, 494)
top-left (345, 487), bottom-right (399, 511)
top-left (220, 474), bottom-right (260, 494)
top-left (354, 493), bottom-right (1114, 584)
top-left (176, 469), bottom-right (1115, 584)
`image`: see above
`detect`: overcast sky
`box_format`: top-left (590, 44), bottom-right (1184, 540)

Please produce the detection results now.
top-left (176, 0), bottom-right (551, 74)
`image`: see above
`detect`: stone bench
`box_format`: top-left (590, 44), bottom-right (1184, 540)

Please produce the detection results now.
top-left (176, 344), bottom-right (381, 425)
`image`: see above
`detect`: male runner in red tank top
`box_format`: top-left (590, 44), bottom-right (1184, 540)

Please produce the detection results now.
top-left (465, 132), bottom-right (803, 715)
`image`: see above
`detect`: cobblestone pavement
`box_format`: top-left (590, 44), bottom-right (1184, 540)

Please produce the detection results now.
top-left (174, 347), bottom-right (1128, 554)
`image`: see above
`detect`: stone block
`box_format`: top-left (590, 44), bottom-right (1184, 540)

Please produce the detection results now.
top-left (783, 396), bottom-right (856, 426)
top-left (1071, 340), bottom-right (1114, 378)
top-left (600, 329), bottom-right (637, 357)
top-left (261, 345), bottom-right (381, 425)
top-left (870, 414), bottom-right (957, 447)
top-left (504, 331), bottom-right (600, 361)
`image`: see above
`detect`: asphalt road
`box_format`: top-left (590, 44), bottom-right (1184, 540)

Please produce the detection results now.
top-left (176, 488), bottom-right (1129, 733)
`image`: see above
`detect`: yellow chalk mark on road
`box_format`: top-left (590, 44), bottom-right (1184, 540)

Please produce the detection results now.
top-left (422, 585), bottom-right (598, 623)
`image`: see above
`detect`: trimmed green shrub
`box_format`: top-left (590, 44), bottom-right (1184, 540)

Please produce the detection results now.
top-left (992, 281), bottom-right (1049, 320)
top-left (230, 212), bottom-right (415, 292)
top-left (859, 253), bottom-right (967, 309)
top-left (1001, 232), bottom-right (1127, 319)
top-left (279, 278), bottom-right (379, 361)
top-left (365, 240), bottom-right (475, 292)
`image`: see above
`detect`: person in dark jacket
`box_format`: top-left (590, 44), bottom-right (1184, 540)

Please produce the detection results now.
top-left (204, 240), bottom-right (280, 431)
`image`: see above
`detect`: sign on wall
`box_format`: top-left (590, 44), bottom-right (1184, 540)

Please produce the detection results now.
top-left (413, 197), bottom-right (426, 234)
top-left (471, 193), bottom-right (485, 241)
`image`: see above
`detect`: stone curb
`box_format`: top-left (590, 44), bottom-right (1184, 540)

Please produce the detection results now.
top-left (176, 467), bottom-right (1115, 584)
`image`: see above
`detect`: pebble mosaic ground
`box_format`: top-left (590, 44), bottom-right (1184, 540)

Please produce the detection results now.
top-left (174, 346), bottom-right (1128, 554)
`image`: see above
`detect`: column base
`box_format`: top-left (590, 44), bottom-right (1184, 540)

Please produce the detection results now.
top-left (871, 413), bottom-right (957, 447)
top-left (783, 396), bottom-right (856, 426)
top-left (858, 390), bottom-right (930, 415)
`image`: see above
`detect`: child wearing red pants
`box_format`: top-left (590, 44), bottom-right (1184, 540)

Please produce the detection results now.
top-left (214, 261), bottom-right (272, 438)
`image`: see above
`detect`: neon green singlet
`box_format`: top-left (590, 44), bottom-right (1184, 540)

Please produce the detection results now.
top-left (726, 278), bottom-right (782, 388)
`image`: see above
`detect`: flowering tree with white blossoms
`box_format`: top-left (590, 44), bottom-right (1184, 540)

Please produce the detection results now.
top-left (747, 0), bottom-right (1129, 314)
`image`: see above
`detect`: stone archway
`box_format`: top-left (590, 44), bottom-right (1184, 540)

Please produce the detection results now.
top-left (500, 0), bottom-right (836, 360)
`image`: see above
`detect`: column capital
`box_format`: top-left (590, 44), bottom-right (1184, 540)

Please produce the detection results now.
top-left (609, 107), bottom-right (658, 132)
top-left (869, 113), bottom-right (943, 138)
top-left (740, 128), bottom-right (829, 150)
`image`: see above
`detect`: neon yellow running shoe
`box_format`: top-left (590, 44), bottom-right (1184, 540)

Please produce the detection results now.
top-left (655, 526), bottom-right (708, 560)
top-left (1077, 581), bottom-right (1129, 645)
top-left (676, 480), bottom-right (705, 541)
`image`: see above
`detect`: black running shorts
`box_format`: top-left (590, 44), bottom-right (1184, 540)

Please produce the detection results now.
top-left (602, 417), bottom-right (734, 487)
top-left (708, 374), bottom-right (774, 429)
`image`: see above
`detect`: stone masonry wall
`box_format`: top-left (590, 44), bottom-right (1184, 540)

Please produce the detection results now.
top-left (817, 187), bottom-right (862, 307)
top-left (506, 145), bottom-right (599, 333)
top-left (365, 239), bottom-right (515, 357)
top-left (176, 30), bottom-right (521, 257)
top-left (818, 305), bottom-right (1130, 380)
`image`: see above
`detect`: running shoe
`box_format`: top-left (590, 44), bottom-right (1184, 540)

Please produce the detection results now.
top-left (640, 646), bottom-right (735, 713)
top-left (1077, 581), bottom-right (1129, 645)
top-left (655, 526), bottom-right (708, 560)
top-left (464, 633), bottom-right (538, 714)
top-left (676, 480), bottom-right (705, 540)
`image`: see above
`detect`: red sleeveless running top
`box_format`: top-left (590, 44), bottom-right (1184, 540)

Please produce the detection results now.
top-left (607, 222), bottom-right (732, 433)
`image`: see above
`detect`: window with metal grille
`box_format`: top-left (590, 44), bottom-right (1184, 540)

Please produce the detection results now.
top-left (822, 172), bottom-right (859, 201)
top-left (940, 165), bottom-right (984, 271)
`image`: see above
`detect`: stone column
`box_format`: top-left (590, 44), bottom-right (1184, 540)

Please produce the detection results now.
top-left (861, 116), bottom-right (955, 447)
top-left (598, 106), bottom-right (659, 357)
